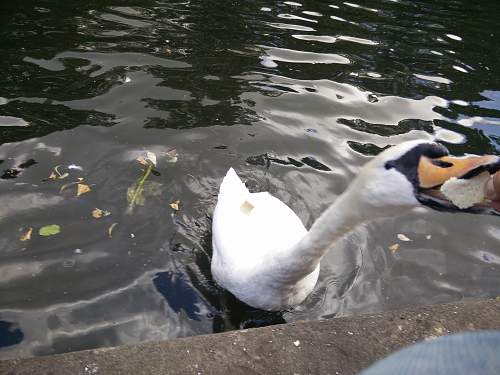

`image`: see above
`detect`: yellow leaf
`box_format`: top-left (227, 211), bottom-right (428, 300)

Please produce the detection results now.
top-left (20, 227), bottom-right (33, 242)
top-left (136, 152), bottom-right (157, 167)
top-left (48, 172), bottom-right (57, 180)
top-left (92, 208), bottom-right (110, 219)
top-left (136, 155), bottom-right (148, 166)
top-left (77, 183), bottom-right (91, 197)
top-left (388, 243), bottom-right (400, 253)
top-left (170, 200), bottom-right (180, 211)
top-left (92, 208), bottom-right (103, 219)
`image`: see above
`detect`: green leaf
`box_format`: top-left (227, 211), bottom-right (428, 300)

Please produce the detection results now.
top-left (39, 224), bottom-right (61, 236)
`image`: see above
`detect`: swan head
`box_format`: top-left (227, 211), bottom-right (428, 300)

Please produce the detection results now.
top-left (353, 140), bottom-right (500, 216)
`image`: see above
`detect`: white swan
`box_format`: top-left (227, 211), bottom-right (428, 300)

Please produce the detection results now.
top-left (211, 140), bottom-right (500, 310)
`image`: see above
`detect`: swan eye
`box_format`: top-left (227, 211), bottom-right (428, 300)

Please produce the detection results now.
top-left (241, 200), bottom-right (254, 215)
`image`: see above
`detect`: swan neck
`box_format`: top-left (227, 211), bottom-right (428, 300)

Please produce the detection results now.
top-left (283, 192), bottom-right (363, 280)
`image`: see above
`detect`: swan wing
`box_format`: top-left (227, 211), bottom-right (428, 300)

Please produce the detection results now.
top-left (212, 169), bottom-right (307, 285)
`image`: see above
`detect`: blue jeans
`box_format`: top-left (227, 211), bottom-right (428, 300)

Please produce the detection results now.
top-left (359, 330), bottom-right (500, 375)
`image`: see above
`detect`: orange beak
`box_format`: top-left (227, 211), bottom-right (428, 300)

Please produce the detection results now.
top-left (416, 154), bottom-right (500, 215)
top-left (418, 155), bottom-right (500, 189)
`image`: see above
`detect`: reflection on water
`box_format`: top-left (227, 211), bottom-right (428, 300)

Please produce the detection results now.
top-left (1, 0), bottom-right (500, 359)
top-left (0, 321), bottom-right (23, 349)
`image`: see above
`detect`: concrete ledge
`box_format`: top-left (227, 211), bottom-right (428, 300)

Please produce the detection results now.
top-left (1, 299), bottom-right (499, 375)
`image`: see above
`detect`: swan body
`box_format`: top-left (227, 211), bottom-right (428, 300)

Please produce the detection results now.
top-left (211, 168), bottom-right (318, 310)
top-left (211, 141), bottom-right (500, 310)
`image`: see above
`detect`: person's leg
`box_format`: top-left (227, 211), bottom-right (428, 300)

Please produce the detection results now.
top-left (359, 330), bottom-right (500, 375)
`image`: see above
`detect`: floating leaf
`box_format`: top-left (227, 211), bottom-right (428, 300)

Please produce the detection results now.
top-left (136, 155), bottom-right (148, 166)
top-left (170, 200), bottom-right (180, 211)
top-left (388, 243), bottom-right (400, 253)
top-left (20, 227), bottom-right (33, 242)
top-left (108, 223), bottom-right (118, 238)
top-left (39, 224), bottom-right (60, 237)
top-left (92, 208), bottom-right (103, 218)
top-left (92, 208), bottom-right (110, 219)
top-left (397, 233), bottom-right (412, 242)
top-left (77, 183), bottom-right (91, 197)
top-left (136, 151), bottom-right (157, 167)
top-left (165, 149), bottom-right (178, 164)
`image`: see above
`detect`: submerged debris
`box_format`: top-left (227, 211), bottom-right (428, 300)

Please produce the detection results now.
top-left (48, 165), bottom-right (69, 180)
top-left (164, 148), bottom-right (178, 164)
top-left (108, 223), bottom-right (118, 238)
top-left (388, 243), bottom-right (400, 253)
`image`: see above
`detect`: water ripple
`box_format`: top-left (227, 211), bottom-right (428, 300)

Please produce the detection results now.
top-left (1, 0), bottom-right (499, 359)
top-left (260, 46), bottom-right (350, 66)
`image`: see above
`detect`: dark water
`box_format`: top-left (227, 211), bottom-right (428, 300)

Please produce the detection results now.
top-left (1, 0), bottom-right (500, 359)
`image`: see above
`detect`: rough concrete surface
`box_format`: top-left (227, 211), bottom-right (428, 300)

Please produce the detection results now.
top-left (1, 299), bottom-right (499, 375)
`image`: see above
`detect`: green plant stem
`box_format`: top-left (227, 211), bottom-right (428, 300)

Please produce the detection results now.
top-left (127, 163), bottom-right (153, 214)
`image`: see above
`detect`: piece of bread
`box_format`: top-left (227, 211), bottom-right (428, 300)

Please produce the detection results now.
top-left (440, 172), bottom-right (490, 209)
